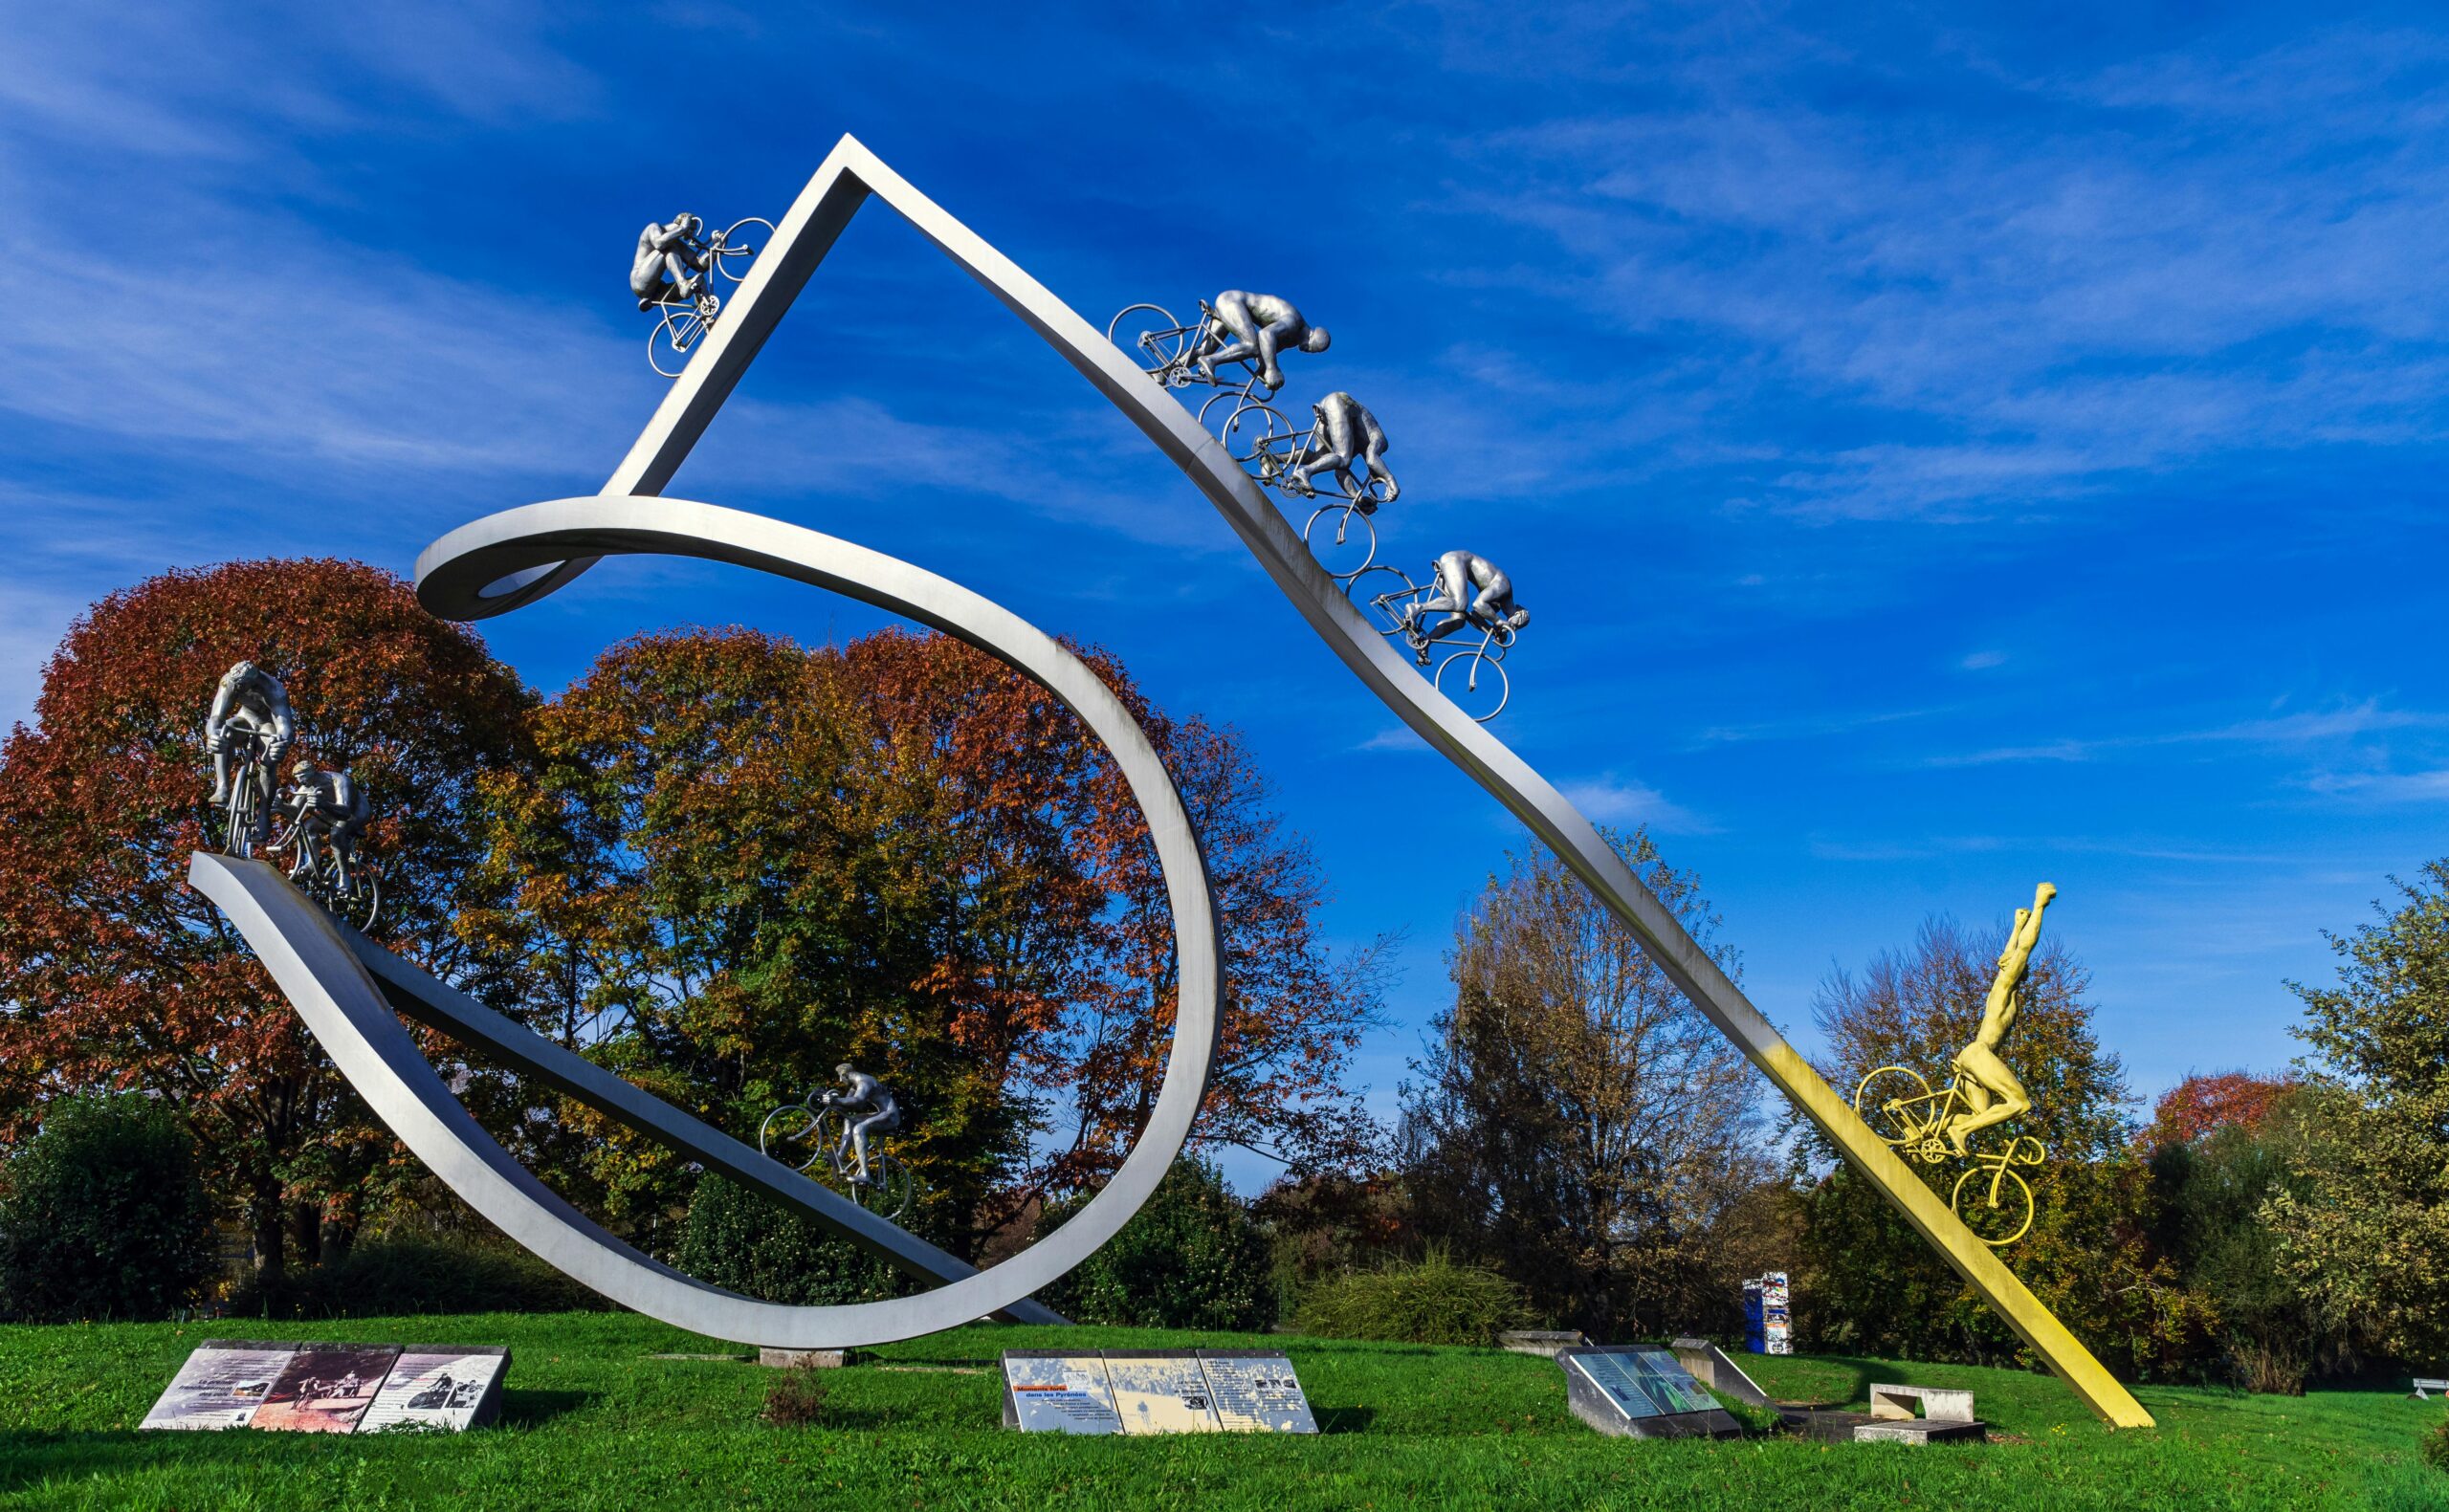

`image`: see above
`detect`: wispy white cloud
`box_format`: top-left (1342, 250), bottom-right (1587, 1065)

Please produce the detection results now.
top-left (1559, 773), bottom-right (1714, 834)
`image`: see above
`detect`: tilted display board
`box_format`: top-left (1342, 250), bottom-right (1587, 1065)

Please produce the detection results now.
top-left (141, 1341), bottom-right (508, 1434)
top-left (1002, 1351), bottom-right (1317, 1435)
top-left (1556, 1346), bottom-right (1743, 1439)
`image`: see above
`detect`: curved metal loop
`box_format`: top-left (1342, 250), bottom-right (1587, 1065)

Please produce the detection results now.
top-left (401, 493), bottom-right (1223, 1348)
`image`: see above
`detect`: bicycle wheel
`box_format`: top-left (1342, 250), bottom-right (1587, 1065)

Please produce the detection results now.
top-left (222, 770), bottom-right (257, 859)
top-left (859, 1153), bottom-right (916, 1221)
top-left (1952, 1164), bottom-right (2037, 1246)
top-left (1851, 1065), bottom-right (1934, 1146)
top-left (1214, 400), bottom-right (1292, 470)
top-left (1435, 648), bottom-right (1511, 723)
top-left (344, 858), bottom-right (383, 933)
top-left (712, 218), bottom-right (775, 281)
top-left (759, 1104), bottom-right (824, 1171)
top-left (1303, 503), bottom-right (1378, 579)
top-left (650, 308), bottom-right (704, 378)
top-left (1106, 304), bottom-right (1185, 380)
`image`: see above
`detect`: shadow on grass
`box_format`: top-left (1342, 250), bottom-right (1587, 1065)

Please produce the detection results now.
top-left (1314, 1405), bottom-right (1376, 1434)
top-left (498, 1388), bottom-right (596, 1427)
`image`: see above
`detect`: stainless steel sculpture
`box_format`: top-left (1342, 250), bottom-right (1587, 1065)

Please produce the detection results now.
top-left (761, 1063), bottom-right (917, 1221)
top-left (635, 212), bottom-right (778, 377)
top-left (1345, 553), bottom-right (1525, 723)
top-left (271, 756), bottom-right (382, 931)
top-left (204, 660), bottom-right (295, 857)
top-left (185, 137), bottom-right (2153, 1420)
top-left (1105, 292), bottom-right (1327, 400)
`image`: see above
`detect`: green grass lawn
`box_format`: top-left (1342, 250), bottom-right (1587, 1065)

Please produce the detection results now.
top-left (0, 1313), bottom-right (2438, 1509)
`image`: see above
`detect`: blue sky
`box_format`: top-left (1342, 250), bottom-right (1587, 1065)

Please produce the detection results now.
top-left (6, 3), bottom-right (2446, 1176)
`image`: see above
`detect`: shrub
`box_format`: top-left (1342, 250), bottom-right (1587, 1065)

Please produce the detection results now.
top-left (2423, 1416), bottom-right (2449, 1477)
top-left (0, 1094), bottom-right (213, 1322)
top-left (762, 1368), bottom-right (829, 1427)
top-left (1292, 1248), bottom-right (1531, 1345)
top-left (231, 1235), bottom-right (610, 1318)
top-left (1039, 1161), bottom-right (1275, 1331)
top-left (675, 1176), bottom-right (912, 1305)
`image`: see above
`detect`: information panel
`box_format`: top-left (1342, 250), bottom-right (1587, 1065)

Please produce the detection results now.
top-left (1001, 1353), bottom-right (1123, 1435)
top-left (250, 1345), bottom-right (400, 1434)
top-left (1557, 1346), bottom-right (1742, 1439)
top-left (1197, 1351), bottom-right (1318, 1434)
top-left (138, 1343), bottom-right (296, 1431)
top-left (1105, 1353), bottom-right (1221, 1435)
top-left (361, 1347), bottom-right (511, 1433)
top-left (1569, 1348), bottom-right (1718, 1419)
top-left (141, 1340), bottom-right (509, 1435)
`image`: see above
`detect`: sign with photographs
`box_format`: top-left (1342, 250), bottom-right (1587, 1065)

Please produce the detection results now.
top-left (141, 1341), bottom-right (509, 1435)
top-left (139, 1343), bottom-right (298, 1431)
top-left (1103, 1352), bottom-right (1221, 1435)
top-left (359, 1347), bottom-right (510, 1433)
top-left (1003, 1351), bottom-right (1318, 1435)
top-left (1196, 1351), bottom-right (1318, 1434)
top-left (1557, 1346), bottom-right (1742, 1439)
top-left (1000, 1353), bottom-right (1124, 1435)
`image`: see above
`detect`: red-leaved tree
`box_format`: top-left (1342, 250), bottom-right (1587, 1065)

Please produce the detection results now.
top-left (0, 560), bottom-right (535, 1276)
top-left (2138, 1070), bottom-right (2300, 1151)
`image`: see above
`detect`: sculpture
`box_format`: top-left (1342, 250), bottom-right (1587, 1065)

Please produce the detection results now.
top-left (1851, 882), bottom-right (2059, 1246)
top-left (273, 756), bottom-right (382, 931)
top-left (1286, 390), bottom-right (1398, 507)
top-left (179, 140), bottom-right (2154, 1424)
top-left (760, 1063), bottom-right (916, 1219)
top-left (631, 212), bottom-right (778, 377)
top-left (1105, 291), bottom-right (1328, 400)
top-left (1404, 549), bottom-right (1530, 657)
top-left (203, 661), bottom-right (295, 856)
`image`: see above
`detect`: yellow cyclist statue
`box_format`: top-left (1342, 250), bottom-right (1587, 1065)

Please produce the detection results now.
top-left (1943, 880), bottom-right (2056, 1154)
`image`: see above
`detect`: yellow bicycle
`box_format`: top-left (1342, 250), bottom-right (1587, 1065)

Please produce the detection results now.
top-left (1852, 1065), bottom-right (2045, 1246)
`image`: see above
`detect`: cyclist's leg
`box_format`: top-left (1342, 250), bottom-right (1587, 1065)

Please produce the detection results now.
top-left (849, 1113), bottom-right (880, 1182)
top-left (1946, 1046), bottom-right (2028, 1152)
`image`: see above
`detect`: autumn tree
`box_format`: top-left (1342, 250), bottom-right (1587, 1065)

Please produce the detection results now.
top-left (2138, 1071), bottom-right (2300, 1151)
top-left (1400, 828), bottom-right (1773, 1337)
top-left (462, 625), bottom-right (1384, 1260)
top-left (2266, 861), bottom-right (2449, 1369)
top-left (1795, 916), bottom-right (2212, 1377)
top-left (0, 559), bottom-right (536, 1277)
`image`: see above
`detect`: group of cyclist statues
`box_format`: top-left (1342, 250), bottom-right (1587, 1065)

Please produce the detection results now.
top-left (205, 660), bottom-right (384, 930)
top-left (1108, 289), bottom-right (1531, 722)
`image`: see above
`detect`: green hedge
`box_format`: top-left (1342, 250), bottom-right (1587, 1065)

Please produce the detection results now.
top-left (0, 1094), bottom-right (213, 1322)
top-left (674, 1175), bottom-right (912, 1305)
top-left (1039, 1161), bottom-right (1275, 1331)
top-left (232, 1235), bottom-right (612, 1319)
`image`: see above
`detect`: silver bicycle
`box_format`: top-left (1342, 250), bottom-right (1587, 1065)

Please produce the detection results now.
top-left (1106, 300), bottom-right (1279, 401)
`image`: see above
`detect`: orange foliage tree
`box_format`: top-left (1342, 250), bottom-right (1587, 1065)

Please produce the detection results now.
top-left (460, 625), bottom-right (1384, 1257)
top-left (0, 560), bottom-right (536, 1277)
top-left (2137, 1070), bottom-right (2299, 1150)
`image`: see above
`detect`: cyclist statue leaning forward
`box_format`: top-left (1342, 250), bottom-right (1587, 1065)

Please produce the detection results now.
top-left (819, 1063), bottom-right (902, 1187)
top-left (280, 757), bottom-right (372, 898)
top-left (205, 661), bottom-right (296, 809)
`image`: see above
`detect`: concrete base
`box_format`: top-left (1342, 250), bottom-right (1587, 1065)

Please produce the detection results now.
top-left (761, 1348), bottom-right (857, 1370)
top-left (1869, 1382), bottom-right (1975, 1422)
top-left (1855, 1417), bottom-right (1987, 1444)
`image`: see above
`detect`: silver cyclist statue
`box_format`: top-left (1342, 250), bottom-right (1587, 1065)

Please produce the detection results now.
top-left (204, 660), bottom-right (296, 856)
top-left (630, 208), bottom-right (778, 378)
top-left (759, 1061), bottom-right (917, 1218)
top-left (1404, 549), bottom-right (1530, 661)
top-left (274, 756), bottom-right (383, 930)
top-left (819, 1063), bottom-right (902, 1189)
top-left (631, 212), bottom-right (716, 317)
top-left (1190, 290), bottom-right (1330, 395)
top-left (1288, 390), bottom-right (1398, 506)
